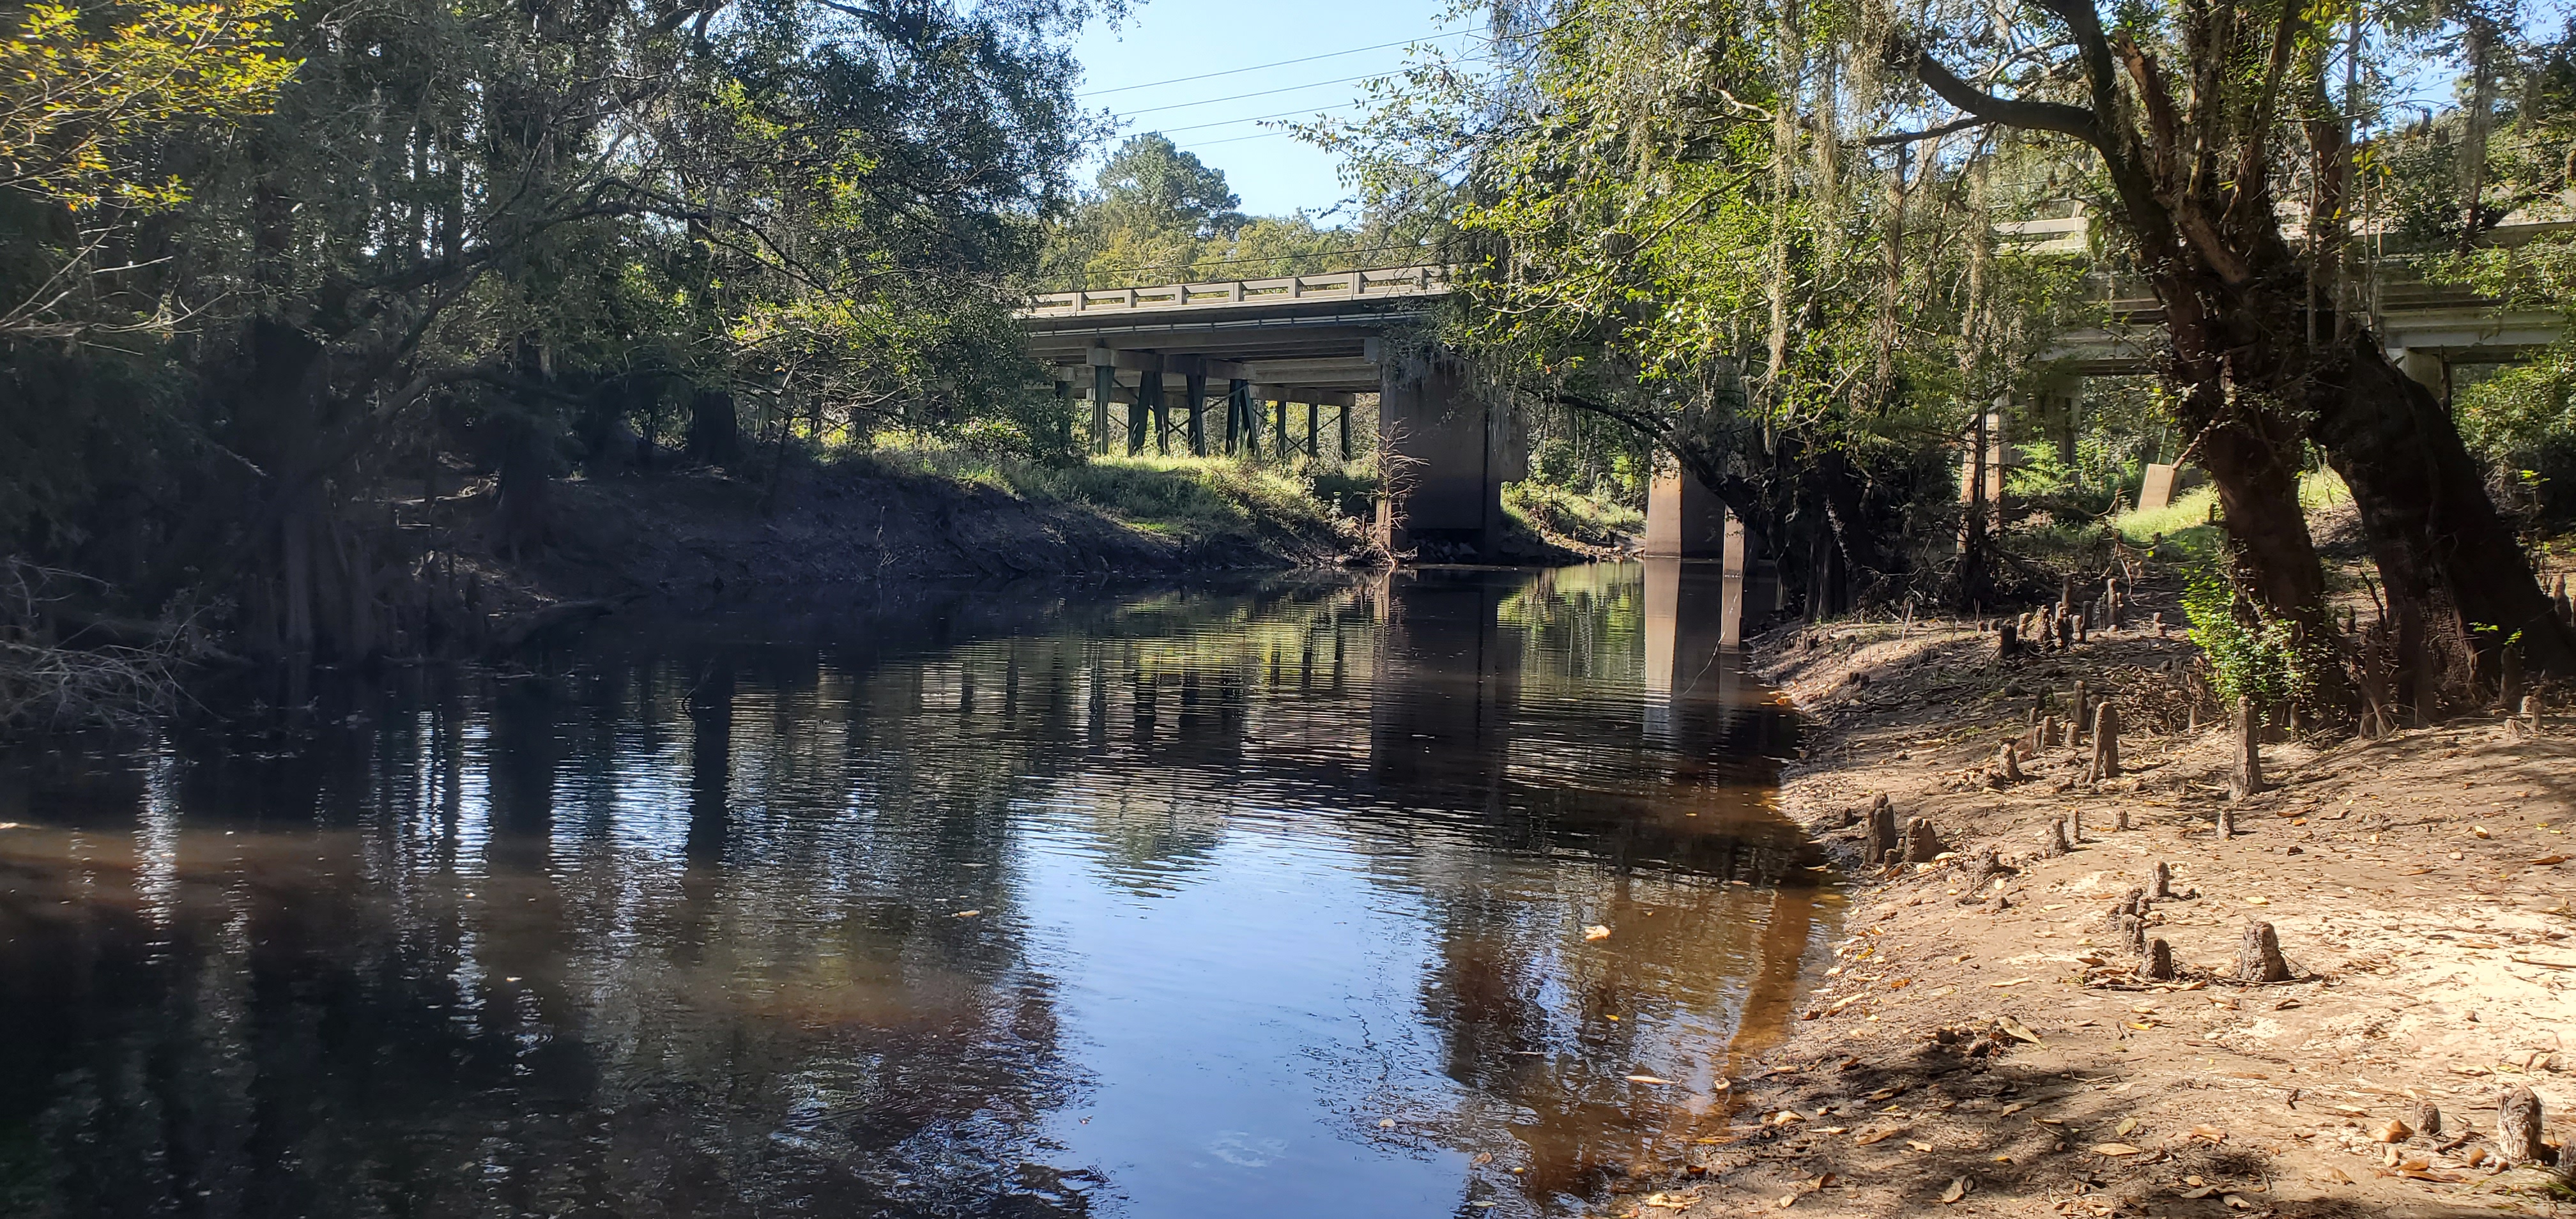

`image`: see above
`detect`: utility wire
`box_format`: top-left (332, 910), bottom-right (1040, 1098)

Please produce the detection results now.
top-left (1148, 102), bottom-right (1359, 136)
top-left (1076, 30), bottom-right (1474, 98)
top-left (1114, 72), bottom-right (1389, 118)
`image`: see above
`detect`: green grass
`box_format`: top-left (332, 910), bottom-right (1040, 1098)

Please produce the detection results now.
top-left (2112, 469), bottom-right (2349, 560)
top-left (1502, 482), bottom-right (1644, 549)
top-left (839, 441), bottom-right (1349, 541)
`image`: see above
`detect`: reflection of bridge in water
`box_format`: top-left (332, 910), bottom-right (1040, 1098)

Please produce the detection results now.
top-left (1022, 224), bottom-right (2565, 561)
top-left (5, 564), bottom-right (1823, 1215)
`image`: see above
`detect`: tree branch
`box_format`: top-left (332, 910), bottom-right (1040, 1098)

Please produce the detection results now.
top-left (1884, 34), bottom-right (2104, 147)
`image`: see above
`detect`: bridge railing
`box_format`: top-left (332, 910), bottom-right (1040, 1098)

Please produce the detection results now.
top-left (1024, 266), bottom-right (1452, 316)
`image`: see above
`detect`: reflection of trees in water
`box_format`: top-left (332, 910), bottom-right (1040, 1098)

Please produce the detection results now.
top-left (0, 568), bottom-right (1827, 1218)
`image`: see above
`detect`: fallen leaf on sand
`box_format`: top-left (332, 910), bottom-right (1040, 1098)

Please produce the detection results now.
top-left (1988, 977), bottom-right (2035, 988)
top-left (1584, 925), bottom-right (1612, 941)
top-left (2372, 1119), bottom-right (2412, 1142)
top-left (2090, 1143), bottom-right (2144, 1156)
top-left (2191, 1125), bottom-right (2228, 1143)
top-left (1940, 1177), bottom-right (1972, 1204)
top-left (2222, 1193), bottom-right (2255, 1209)
top-left (2313, 1167), bottom-right (2354, 1184)
top-left (2533, 855), bottom-right (2568, 866)
top-left (2177, 1185), bottom-right (2217, 1199)
top-left (1853, 1126), bottom-right (1908, 1146)
top-left (1640, 1192), bottom-right (1699, 1210)
top-left (1996, 1015), bottom-right (2045, 1045)
top-left (2115, 1117), bottom-right (2138, 1135)
top-left (1624, 1075), bottom-right (1676, 1085)
top-left (2244, 896), bottom-right (2269, 905)
top-left (2472, 826), bottom-right (2491, 839)
top-left (1906, 1139), bottom-right (1935, 1153)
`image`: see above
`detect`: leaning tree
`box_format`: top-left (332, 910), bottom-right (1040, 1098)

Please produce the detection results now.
top-left (1890, 0), bottom-right (2576, 680)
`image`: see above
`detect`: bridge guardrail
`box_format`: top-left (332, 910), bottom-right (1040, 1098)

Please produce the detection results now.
top-left (1024, 266), bottom-right (1452, 316)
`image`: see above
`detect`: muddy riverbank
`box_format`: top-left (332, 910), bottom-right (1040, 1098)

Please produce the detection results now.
top-left (1600, 606), bottom-right (2575, 1219)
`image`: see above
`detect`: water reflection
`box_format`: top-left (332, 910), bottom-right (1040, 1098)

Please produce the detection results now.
top-left (0, 564), bottom-right (1830, 1218)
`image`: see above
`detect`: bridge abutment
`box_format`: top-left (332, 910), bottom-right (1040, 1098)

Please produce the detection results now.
top-left (1374, 354), bottom-right (1519, 562)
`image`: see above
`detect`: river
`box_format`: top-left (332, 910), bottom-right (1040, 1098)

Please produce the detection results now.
top-left (0, 562), bottom-right (1835, 1218)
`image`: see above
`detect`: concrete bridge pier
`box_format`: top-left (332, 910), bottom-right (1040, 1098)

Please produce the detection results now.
top-left (1643, 466), bottom-right (1728, 561)
top-left (1373, 353), bottom-right (1522, 560)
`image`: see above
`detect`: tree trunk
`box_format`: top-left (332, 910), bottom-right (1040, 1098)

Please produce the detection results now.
top-left (688, 387), bottom-right (739, 466)
top-left (2308, 335), bottom-right (2576, 677)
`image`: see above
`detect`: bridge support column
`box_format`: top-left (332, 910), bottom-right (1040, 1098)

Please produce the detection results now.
top-left (1643, 463), bottom-right (1727, 560)
top-left (2394, 348), bottom-right (2449, 407)
top-left (1092, 363), bottom-right (1115, 456)
top-left (1273, 396), bottom-right (1290, 462)
top-left (1338, 403), bottom-right (1351, 461)
top-left (1225, 378), bottom-right (1250, 454)
top-left (1306, 401), bottom-right (1321, 459)
top-left (1128, 372), bottom-right (1154, 456)
top-left (1375, 353), bottom-right (1517, 561)
top-left (1186, 371), bottom-right (1208, 456)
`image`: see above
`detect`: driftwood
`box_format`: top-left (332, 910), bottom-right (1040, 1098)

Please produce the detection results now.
top-left (2237, 919), bottom-right (2290, 983)
top-left (484, 597), bottom-right (628, 658)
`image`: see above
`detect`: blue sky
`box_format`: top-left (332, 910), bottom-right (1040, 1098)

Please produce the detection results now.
top-left (1066, 0), bottom-right (1475, 219)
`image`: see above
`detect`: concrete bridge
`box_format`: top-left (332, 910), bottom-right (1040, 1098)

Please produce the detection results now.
top-left (1020, 228), bottom-right (2565, 564)
top-left (1021, 267), bottom-right (1527, 558)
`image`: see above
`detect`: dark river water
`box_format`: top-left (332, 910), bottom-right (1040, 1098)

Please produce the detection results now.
top-left (0, 562), bottom-right (1835, 1219)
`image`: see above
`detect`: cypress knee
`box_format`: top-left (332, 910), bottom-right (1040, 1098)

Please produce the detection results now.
top-left (1864, 793), bottom-right (1899, 865)
top-left (2143, 937), bottom-right (2175, 979)
top-left (2407, 1098), bottom-right (2441, 1139)
top-left (2237, 919), bottom-right (2290, 983)
top-left (2040, 817), bottom-right (2071, 857)
top-left (2150, 861), bottom-right (2174, 900)
top-left (1995, 742), bottom-right (2025, 785)
top-left (2089, 703), bottom-right (2122, 780)
top-left (2217, 804), bottom-right (2236, 839)
top-left (1903, 816), bottom-right (1944, 862)
top-left (2230, 695), bottom-right (2264, 799)
top-left (2496, 1085), bottom-right (2549, 1165)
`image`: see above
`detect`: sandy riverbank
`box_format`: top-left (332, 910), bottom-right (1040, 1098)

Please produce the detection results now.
top-left (1605, 605), bottom-right (2574, 1218)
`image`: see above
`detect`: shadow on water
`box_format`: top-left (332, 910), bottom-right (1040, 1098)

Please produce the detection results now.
top-left (0, 562), bottom-right (1834, 1218)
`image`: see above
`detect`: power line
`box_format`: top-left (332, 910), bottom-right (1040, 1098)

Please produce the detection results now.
top-left (1189, 128), bottom-right (1304, 148)
top-left (1114, 71), bottom-right (1388, 118)
top-left (1075, 30), bottom-right (1473, 98)
top-left (1147, 102), bottom-right (1359, 136)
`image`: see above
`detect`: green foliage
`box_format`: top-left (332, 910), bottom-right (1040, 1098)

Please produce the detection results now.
top-left (2181, 564), bottom-right (2319, 709)
top-left (1503, 482), bottom-right (1643, 549)
top-left (1, 0), bottom-right (1114, 641)
top-left (0, 0), bottom-right (297, 213)
top-left (1036, 132), bottom-right (1440, 289)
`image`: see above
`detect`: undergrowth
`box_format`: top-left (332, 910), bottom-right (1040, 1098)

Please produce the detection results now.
top-left (1503, 482), bottom-right (1643, 549)
top-left (844, 440), bottom-right (1354, 540)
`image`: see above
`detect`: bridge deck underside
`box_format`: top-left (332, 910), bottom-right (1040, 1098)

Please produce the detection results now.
top-left (1020, 299), bottom-right (1431, 395)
